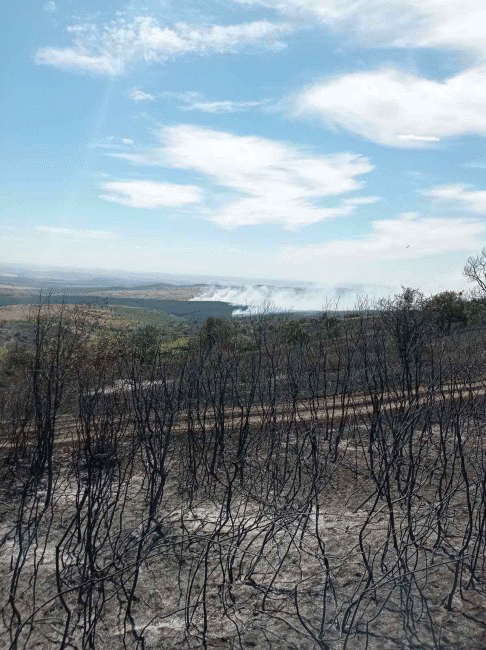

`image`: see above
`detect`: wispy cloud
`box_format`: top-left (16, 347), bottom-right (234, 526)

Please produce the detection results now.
top-left (35, 49), bottom-right (122, 75)
top-left (464, 161), bottom-right (486, 169)
top-left (36, 226), bottom-right (116, 240)
top-left (167, 91), bottom-right (266, 113)
top-left (231, 1), bottom-right (486, 147)
top-left (294, 66), bottom-right (486, 147)
top-left (237, 0), bottom-right (486, 59)
top-left (397, 135), bottom-right (441, 144)
top-left (99, 180), bottom-right (202, 208)
top-left (42, 1), bottom-right (56, 13)
top-left (129, 88), bottom-right (155, 102)
top-left (286, 212), bottom-right (484, 261)
top-left (88, 136), bottom-right (136, 150)
top-left (279, 211), bottom-right (485, 294)
top-left (424, 184), bottom-right (486, 212)
top-left (110, 124), bottom-right (376, 229)
top-left (35, 16), bottom-right (292, 75)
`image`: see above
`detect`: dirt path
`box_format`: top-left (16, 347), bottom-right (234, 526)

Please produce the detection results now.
top-left (2, 377), bottom-right (484, 449)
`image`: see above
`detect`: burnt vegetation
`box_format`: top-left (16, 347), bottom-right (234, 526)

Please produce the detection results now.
top-left (1, 280), bottom-right (486, 649)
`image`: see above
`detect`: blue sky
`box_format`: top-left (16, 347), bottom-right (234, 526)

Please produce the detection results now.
top-left (2, 0), bottom-right (486, 303)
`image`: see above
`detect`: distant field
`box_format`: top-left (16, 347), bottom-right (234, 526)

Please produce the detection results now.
top-left (94, 297), bottom-right (238, 321)
top-left (0, 295), bottom-right (240, 324)
top-left (0, 296), bottom-right (34, 309)
top-left (85, 285), bottom-right (201, 300)
top-left (0, 270), bottom-right (245, 325)
top-left (109, 305), bottom-right (186, 330)
top-left (0, 303), bottom-right (116, 323)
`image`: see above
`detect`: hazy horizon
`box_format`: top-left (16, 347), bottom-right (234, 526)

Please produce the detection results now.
top-left (3, 1), bottom-right (486, 302)
top-left (0, 261), bottom-right (474, 313)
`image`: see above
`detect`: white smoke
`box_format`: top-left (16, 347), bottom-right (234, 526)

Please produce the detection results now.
top-left (192, 285), bottom-right (348, 314)
top-left (191, 283), bottom-right (395, 314)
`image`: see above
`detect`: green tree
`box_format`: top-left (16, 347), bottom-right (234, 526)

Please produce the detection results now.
top-left (199, 316), bottom-right (234, 351)
top-left (280, 318), bottom-right (311, 346)
top-left (425, 291), bottom-right (468, 334)
top-left (129, 324), bottom-right (164, 365)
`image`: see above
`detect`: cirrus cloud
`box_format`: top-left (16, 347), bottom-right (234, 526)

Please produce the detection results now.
top-left (36, 226), bottom-right (116, 240)
top-left (129, 88), bottom-right (155, 102)
top-left (42, 1), bottom-right (57, 13)
top-left (166, 91), bottom-right (267, 114)
top-left (282, 211), bottom-right (486, 293)
top-left (237, 0), bottom-right (486, 59)
top-left (424, 184), bottom-right (486, 213)
top-left (109, 124), bottom-right (377, 229)
top-left (35, 15), bottom-right (292, 76)
top-left (99, 180), bottom-right (203, 208)
top-left (286, 212), bottom-right (484, 262)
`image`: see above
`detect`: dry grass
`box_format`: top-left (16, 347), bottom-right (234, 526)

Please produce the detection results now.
top-left (0, 304), bottom-right (131, 332)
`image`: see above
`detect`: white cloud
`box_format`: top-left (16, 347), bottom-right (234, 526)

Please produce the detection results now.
top-left (295, 65), bottom-right (486, 147)
top-left (36, 226), bottom-right (116, 239)
top-left (397, 135), bottom-right (441, 143)
top-left (111, 124), bottom-right (376, 229)
top-left (170, 91), bottom-right (265, 113)
top-left (99, 180), bottom-right (202, 208)
top-left (237, 0), bottom-right (486, 59)
top-left (43, 1), bottom-right (56, 13)
top-left (89, 136), bottom-right (136, 149)
top-left (163, 125), bottom-right (376, 229)
top-left (129, 88), bottom-right (155, 102)
top-left (276, 211), bottom-right (484, 295)
top-left (276, 211), bottom-right (486, 296)
top-left (286, 213), bottom-right (484, 262)
top-left (183, 99), bottom-right (263, 114)
top-left (424, 184), bottom-right (486, 213)
top-left (35, 49), bottom-right (123, 75)
top-left (35, 15), bottom-right (292, 75)
top-left (464, 161), bottom-right (486, 170)
top-left (235, 1), bottom-right (486, 147)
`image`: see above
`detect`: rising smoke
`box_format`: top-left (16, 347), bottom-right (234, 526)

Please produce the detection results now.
top-left (190, 283), bottom-right (389, 314)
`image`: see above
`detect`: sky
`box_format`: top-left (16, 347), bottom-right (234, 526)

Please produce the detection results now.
top-left (2, 0), bottom-right (486, 305)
